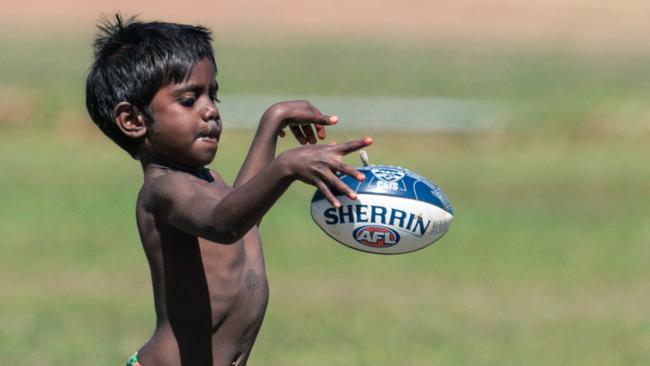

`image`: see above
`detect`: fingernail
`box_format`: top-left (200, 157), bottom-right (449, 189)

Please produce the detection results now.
top-left (364, 137), bottom-right (373, 144)
top-left (333, 201), bottom-right (341, 208)
top-left (329, 116), bottom-right (338, 124)
top-left (357, 174), bottom-right (365, 181)
top-left (350, 193), bottom-right (357, 199)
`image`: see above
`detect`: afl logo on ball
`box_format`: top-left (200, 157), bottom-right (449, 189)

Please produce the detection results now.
top-left (353, 225), bottom-right (401, 248)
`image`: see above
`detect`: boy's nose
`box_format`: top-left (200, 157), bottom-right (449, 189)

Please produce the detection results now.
top-left (201, 105), bottom-right (219, 121)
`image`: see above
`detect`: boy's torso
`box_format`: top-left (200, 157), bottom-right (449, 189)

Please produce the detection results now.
top-left (134, 169), bottom-right (269, 366)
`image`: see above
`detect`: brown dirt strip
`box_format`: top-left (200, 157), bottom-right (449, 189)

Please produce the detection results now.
top-left (2, 0), bottom-right (650, 51)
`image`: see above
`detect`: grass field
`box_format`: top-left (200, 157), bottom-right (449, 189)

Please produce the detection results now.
top-left (1, 27), bottom-right (650, 365)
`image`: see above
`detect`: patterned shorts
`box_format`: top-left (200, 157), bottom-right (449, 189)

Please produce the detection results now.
top-left (126, 352), bottom-right (142, 366)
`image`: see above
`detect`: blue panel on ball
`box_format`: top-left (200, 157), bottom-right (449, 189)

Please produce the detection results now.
top-left (311, 165), bottom-right (453, 214)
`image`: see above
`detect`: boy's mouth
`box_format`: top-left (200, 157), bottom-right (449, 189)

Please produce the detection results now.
top-left (198, 137), bottom-right (217, 145)
top-left (196, 127), bottom-right (220, 144)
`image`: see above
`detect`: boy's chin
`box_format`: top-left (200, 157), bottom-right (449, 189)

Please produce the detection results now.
top-left (196, 150), bottom-right (217, 166)
top-left (183, 144), bottom-right (218, 167)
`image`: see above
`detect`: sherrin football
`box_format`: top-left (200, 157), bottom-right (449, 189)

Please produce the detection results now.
top-left (310, 165), bottom-right (454, 254)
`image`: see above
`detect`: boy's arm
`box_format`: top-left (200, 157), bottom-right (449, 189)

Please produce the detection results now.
top-left (233, 101), bottom-right (336, 187)
top-left (152, 138), bottom-right (372, 244)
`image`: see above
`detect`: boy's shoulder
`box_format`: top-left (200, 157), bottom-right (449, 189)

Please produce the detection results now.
top-left (139, 168), bottom-right (227, 210)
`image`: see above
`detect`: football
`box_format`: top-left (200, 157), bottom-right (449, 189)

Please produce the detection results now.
top-left (310, 165), bottom-right (454, 254)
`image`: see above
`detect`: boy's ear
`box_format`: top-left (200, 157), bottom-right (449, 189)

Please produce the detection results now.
top-left (114, 102), bottom-right (148, 139)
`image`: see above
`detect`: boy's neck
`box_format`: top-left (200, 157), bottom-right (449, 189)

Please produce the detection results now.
top-left (141, 154), bottom-right (213, 182)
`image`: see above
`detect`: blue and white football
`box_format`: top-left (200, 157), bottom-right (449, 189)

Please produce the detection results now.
top-left (310, 165), bottom-right (454, 254)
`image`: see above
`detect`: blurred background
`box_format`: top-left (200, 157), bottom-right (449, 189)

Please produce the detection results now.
top-left (1, 1), bottom-right (649, 365)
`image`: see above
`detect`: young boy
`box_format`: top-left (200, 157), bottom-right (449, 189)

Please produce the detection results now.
top-left (85, 15), bottom-right (372, 366)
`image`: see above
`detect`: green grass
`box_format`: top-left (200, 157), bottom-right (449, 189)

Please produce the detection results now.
top-left (2, 33), bottom-right (650, 134)
top-left (0, 129), bottom-right (649, 365)
top-left (1, 30), bottom-right (650, 365)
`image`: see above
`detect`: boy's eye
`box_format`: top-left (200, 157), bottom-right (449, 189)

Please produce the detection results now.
top-left (210, 95), bottom-right (221, 104)
top-left (179, 97), bottom-right (196, 107)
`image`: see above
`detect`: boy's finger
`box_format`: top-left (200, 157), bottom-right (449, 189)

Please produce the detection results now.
top-left (336, 162), bottom-right (365, 182)
top-left (301, 125), bottom-right (317, 144)
top-left (324, 171), bottom-right (358, 200)
top-left (315, 124), bottom-right (327, 140)
top-left (287, 114), bottom-right (336, 126)
top-left (315, 179), bottom-right (341, 208)
top-left (305, 114), bottom-right (337, 126)
top-left (290, 125), bottom-right (308, 145)
top-left (308, 103), bottom-right (324, 120)
top-left (322, 115), bottom-right (338, 125)
top-left (337, 137), bottom-right (373, 154)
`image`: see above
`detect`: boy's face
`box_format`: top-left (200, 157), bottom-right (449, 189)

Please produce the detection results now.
top-left (146, 58), bottom-right (221, 168)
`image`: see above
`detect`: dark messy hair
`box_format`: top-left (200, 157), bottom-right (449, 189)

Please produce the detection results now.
top-left (85, 14), bottom-right (216, 158)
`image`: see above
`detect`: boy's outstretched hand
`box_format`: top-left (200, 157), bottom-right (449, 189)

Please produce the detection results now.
top-left (262, 100), bottom-right (338, 145)
top-left (251, 100), bottom-right (372, 208)
top-left (278, 137), bottom-right (373, 208)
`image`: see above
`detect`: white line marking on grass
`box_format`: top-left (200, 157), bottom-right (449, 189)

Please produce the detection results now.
top-left (218, 95), bottom-right (507, 132)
